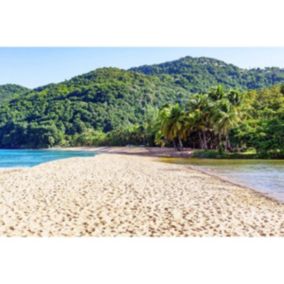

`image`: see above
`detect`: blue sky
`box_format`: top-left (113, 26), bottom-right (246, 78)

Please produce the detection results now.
top-left (0, 47), bottom-right (283, 88)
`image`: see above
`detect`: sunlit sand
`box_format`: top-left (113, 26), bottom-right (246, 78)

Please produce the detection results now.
top-left (0, 152), bottom-right (283, 236)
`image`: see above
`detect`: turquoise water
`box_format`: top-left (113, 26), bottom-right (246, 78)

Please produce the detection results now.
top-left (0, 149), bottom-right (96, 168)
top-left (162, 158), bottom-right (284, 202)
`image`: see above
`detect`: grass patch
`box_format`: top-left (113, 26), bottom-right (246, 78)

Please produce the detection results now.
top-left (191, 149), bottom-right (284, 159)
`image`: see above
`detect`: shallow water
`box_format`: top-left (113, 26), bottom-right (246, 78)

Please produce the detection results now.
top-left (161, 158), bottom-right (284, 202)
top-left (0, 149), bottom-right (96, 168)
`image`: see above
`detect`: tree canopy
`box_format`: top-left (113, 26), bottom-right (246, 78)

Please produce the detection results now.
top-left (0, 84), bottom-right (29, 102)
top-left (0, 56), bottom-right (283, 156)
top-left (131, 56), bottom-right (284, 92)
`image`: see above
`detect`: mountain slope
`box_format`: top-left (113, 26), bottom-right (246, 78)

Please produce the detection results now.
top-left (0, 68), bottom-right (189, 148)
top-left (0, 84), bottom-right (29, 101)
top-left (0, 56), bottom-right (284, 148)
top-left (130, 56), bottom-right (284, 92)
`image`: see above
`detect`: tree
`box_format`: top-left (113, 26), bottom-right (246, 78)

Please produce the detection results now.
top-left (280, 84), bottom-right (284, 95)
top-left (211, 98), bottom-right (241, 151)
top-left (157, 104), bottom-right (189, 150)
top-left (187, 94), bottom-right (213, 149)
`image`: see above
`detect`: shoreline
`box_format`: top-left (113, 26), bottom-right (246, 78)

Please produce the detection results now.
top-left (52, 146), bottom-right (195, 158)
top-left (0, 146), bottom-right (282, 204)
top-left (183, 163), bottom-right (283, 205)
top-left (2, 146), bottom-right (284, 160)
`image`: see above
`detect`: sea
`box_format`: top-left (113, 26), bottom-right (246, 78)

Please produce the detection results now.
top-left (162, 158), bottom-right (284, 202)
top-left (0, 149), bottom-right (96, 168)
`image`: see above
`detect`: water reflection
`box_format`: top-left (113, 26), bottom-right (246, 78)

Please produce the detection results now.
top-left (161, 158), bottom-right (284, 202)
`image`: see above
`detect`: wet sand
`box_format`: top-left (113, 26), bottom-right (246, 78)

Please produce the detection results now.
top-left (0, 153), bottom-right (283, 236)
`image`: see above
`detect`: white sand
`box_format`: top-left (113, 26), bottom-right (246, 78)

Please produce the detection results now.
top-left (0, 153), bottom-right (283, 236)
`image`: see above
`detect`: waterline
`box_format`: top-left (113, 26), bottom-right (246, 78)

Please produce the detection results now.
top-left (161, 158), bottom-right (284, 203)
top-left (0, 149), bottom-right (97, 168)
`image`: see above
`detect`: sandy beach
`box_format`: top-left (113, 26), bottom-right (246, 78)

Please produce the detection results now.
top-left (0, 150), bottom-right (284, 237)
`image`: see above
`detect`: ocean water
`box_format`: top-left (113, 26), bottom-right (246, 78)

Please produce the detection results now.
top-left (161, 158), bottom-right (284, 202)
top-left (0, 149), bottom-right (96, 168)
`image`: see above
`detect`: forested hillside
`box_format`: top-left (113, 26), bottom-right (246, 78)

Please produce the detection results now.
top-left (0, 56), bottom-right (283, 153)
top-left (0, 68), bottom-right (189, 148)
top-left (0, 84), bottom-right (29, 101)
top-left (131, 56), bottom-right (284, 92)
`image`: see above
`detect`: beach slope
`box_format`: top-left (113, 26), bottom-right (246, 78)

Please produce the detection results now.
top-left (0, 154), bottom-right (283, 236)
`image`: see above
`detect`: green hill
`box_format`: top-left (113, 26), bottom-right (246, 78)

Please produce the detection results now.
top-left (0, 68), bottom-right (189, 148)
top-left (130, 56), bottom-right (284, 92)
top-left (0, 56), bottom-right (283, 148)
top-left (0, 84), bottom-right (29, 101)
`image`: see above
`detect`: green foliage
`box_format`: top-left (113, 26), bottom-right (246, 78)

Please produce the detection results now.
top-left (71, 129), bottom-right (107, 146)
top-left (155, 104), bottom-right (189, 149)
top-left (155, 86), bottom-right (243, 151)
top-left (131, 56), bottom-right (284, 92)
top-left (233, 85), bottom-right (284, 156)
top-left (104, 124), bottom-right (146, 146)
top-left (0, 84), bottom-right (29, 102)
top-left (0, 56), bottom-right (283, 155)
top-left (0, 68), bottom-right (189, 148)
top-left (152, 84), bottom-right (284, 157)
top-left (191, 149), bottom-right (258, 159)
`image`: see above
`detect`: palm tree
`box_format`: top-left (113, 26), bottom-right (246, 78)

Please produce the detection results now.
top-left (208, 85), bottom-right (225, 101)
top-left (187, 94), bottom-right (213, 149)
top-left (157, 104), bottom-right (189, 150)
top-left (211, 98), bottom-right (241, 151)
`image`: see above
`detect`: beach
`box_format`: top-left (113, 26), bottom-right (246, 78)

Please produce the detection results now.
top-left (0, 150), bottom-right (284, 236)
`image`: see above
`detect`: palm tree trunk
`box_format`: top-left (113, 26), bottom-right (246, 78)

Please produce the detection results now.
top-left (202, 131), bottom-right (208, 149)
top-left (172, 139), bottom-right (177, 150)
top-left (226, 135), bottom-right (232, 152)
top-left (224, 135), bottom-right (229, 152)
top-left (218, 133), bottom-right (222, 150)
top-left (198, 132), bottom-right (204, 149)
top-left (178, 137), bottom-right (183, 151)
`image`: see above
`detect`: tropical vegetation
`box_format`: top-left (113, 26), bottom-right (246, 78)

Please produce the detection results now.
top-left (0, 56), bottom-right (283, 157)
top-left (153, 84), bottom-right (284, 157)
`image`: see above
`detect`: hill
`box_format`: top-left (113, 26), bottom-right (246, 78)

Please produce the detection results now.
top-left (0, 84), bottom-right (29, 101)
top-left (130, 56), bottom-right (284, 92)
top-left (0, 56), bottom-right (283, 148)
top-left (0, 68), bottom-right (189, 148)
